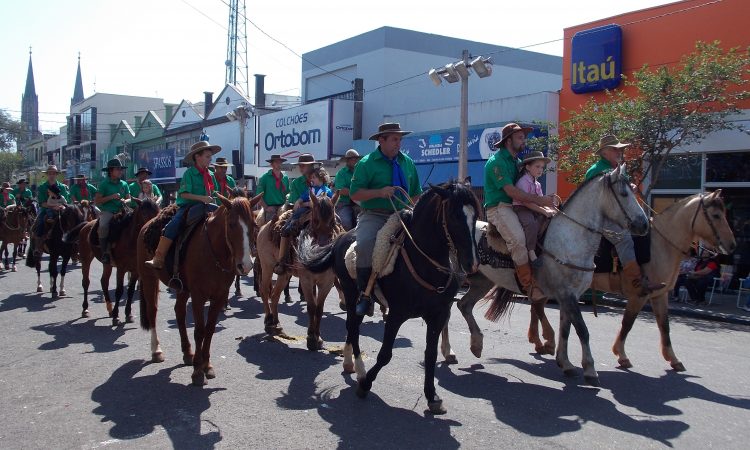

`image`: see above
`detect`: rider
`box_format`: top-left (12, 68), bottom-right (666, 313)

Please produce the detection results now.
top-left (31, 165), bottom-right (70, 256)
top-left (0, 182), bottom-right (15, 208)
top-left (584, 134), bottom-right (664, 296)
top-left (350, 123), bottom-right (422, 316)
top-left (256, 155), bottom-right (289, 222)
top-left (12, 179), bottom-right (33, 206)
top-left (274, 166), bottom-right (333, 274)
top-left (95, 159), bottom-right (131, 265)
top-left (484, 123), bottom-right (555, 299)
top-left (212, 157), bottom-right (236, 198)
top-left (334, 149), bottom-right (362, 231)
top-left (145, 141), bottom-right (220, 269)
top-left (129, 167), bottom-right (162, 207)
top-left (70, 174), bottom-right (98, 203)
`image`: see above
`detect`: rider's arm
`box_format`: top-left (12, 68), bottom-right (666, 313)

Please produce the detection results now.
top-left (504, 184), bottom-right (554, 207)
top-left (94, 192), bottom-right (116, 206)
top-left (180, 192), bottom-right (213, 203)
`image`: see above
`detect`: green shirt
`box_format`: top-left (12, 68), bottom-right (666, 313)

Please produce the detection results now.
top-left (70, 183), bottom-right (98, 202)
top-left (11, 187), bottom-right (33, 205)
top-left (215, 173), bottom-right (237, 197)
top-left (37, 181), bottom-right (70, 211)
top-left (129, 181), bottom-right (162, 198)
top-left (349, 147), bottom-right (422, 211)
top-left (584, 157), bottom-right (618, 181)
top-left (334, 166), bottom-right (355, 205)
top-left (287, 175), bottom-right (309, 205)
top-left (1, 192), bottom-right (15, 208)
top-left (483, 148), bottom-right (520, 208)
top-left (97, 178), bottom-right (130, 213)
top-left (177, 166), bottom-right (218, 207)
top-left (256, 170), bottom-right (289, 206)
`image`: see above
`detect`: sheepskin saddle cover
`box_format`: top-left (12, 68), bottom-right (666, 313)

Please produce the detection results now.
top-left (345, 212), bottom-right (406, 279)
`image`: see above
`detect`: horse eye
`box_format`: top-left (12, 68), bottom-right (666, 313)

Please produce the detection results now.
top-left (712, 214), bottom-right (721, 219)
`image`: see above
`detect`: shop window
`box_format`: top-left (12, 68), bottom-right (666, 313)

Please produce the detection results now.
top-left (651, 154), bottom-right (701, 190)
top-left (706, 152), bottom-right (750, 183)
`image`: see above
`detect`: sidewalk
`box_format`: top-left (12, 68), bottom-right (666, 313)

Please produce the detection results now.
top-left (596, 291), bottom-right (750, 326)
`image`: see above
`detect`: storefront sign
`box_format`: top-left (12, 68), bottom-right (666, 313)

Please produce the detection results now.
top-left (137, 148), bottom-right (175, 182)
top-left (258, 99), bottom-right (353, 166)
top-left (571, 24), bottom-right (623, 94)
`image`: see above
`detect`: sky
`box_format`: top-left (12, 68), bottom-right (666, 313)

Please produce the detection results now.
top-left (0, 0), bottom-right (678, 135)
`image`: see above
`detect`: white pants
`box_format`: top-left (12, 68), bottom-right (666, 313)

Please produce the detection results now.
top-left (487, 203), bottom-right (528, 266)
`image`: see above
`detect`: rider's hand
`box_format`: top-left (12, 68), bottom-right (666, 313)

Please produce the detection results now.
top-left (111, 193), bottom-right (121, 200)
top-left (380, 186), bottom-right (396, 198)
top-left (204, 195), bottom-right (214, 204)
top-left (537, 195), bottom-right (555, 208)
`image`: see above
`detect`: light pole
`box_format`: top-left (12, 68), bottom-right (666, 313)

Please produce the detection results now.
top-left (230, 104), bottom-right (253, 185)
top-left (428, 51), bottom-right (493, 182)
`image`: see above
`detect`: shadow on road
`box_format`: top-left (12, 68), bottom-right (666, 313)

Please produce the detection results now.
top-left (31, 318), bottom-right (132, 353)
top-left (91, 360), bottom-right (224, 449)
top-left (0, 293), bottom-right (57, 313)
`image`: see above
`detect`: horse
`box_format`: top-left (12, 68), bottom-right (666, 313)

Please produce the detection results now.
top-left (522, 190), bottom-right (735, 372)
top-left (299, 183), bottom-right (480, 415)
top-left (250, 206), bottom-right (292, 303)
top-left (0, 204), bottom-right (33, 271)
top-left (25, 205), bottom-right (85, 298)
top-left (255, 192), bottom-right (343, 338)
top-left (75, 199), bottom-right (99, 222)
top-left (446, 165), bottom-right (648, 386)
top-left (66, 198), bottom-right (160, 323)
top-left (137, 194), bottom-right (261, 386)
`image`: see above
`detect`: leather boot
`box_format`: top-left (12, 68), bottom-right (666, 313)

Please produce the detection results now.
top-left (273, 236), bottom-right (290, 275)
top-left (355, 267), bottom-right (374, 317)
top-left (100, 239), bottom-right (112, 265)
top-left (145, 236), bottom-right (173, 269)
top-left (515, 263), bottom-right (544, 300)
top-left (622, 261), bottom-right (665, 296)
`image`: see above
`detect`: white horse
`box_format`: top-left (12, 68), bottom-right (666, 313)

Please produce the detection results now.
top-left (442, 164), bottom-right (648, 386)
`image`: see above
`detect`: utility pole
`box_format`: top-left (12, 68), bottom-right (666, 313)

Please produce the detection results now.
top-left (458, 50), bottom-right (469, 183)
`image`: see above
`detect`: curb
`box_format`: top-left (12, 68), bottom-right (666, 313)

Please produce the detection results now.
top-left (597, 295), bottom-right (750, 326)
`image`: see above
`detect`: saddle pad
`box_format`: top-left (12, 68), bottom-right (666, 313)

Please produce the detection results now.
top-left (478, 233), bottom-right (515, 269)
top-left (344, 212), bottom-right (405, 279)
top-left (484, 222), bottom-right (510, 255)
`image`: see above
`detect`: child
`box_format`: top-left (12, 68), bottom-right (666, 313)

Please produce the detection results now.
top-left (513, 151), bottom-right (556, 267)
top-left (139, 179), bottom-right (162, 205)
top-left (46, 184), bottom-right (68, 208)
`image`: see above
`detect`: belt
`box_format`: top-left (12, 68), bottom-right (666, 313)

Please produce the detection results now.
top-left (363, 208), bottom-right (394, 215)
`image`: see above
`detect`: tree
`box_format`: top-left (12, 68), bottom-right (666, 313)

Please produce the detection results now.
top-left (548, 41), bottom-right (750, 195)
top-left (0, 151), bottom-right (23, 182)
top-left (0, 109), bottom-right (25, 151)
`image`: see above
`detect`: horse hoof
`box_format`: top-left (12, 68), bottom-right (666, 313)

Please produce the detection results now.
top-left (427, 399), bottom-right (447, 415)
top-left (543, 344), bottom-right (556, 355)
top-left (563, 368), bottom-right (577, 378)
top-left (59, 289), bottom-right (66, 296)
top-left (11, 266), bottom-right (16, 272)
top-left (191, 372), bottom-right (207, 386)
top-left (618, 358), bottom-right (633, 369)
top-left (36, 286), bottom-right (43, 293)
top-left (152, 352), bottom-right (165, 363)
top-left (671, 362), bottom-right (686, 372)
top-left (343, 363), bottom-right (355, 374)
top-left (356, 384), bottom-right (369, 399)
top-left (534, 345), bottom-right (545, 354)
top-left (112, 317), bottom-right (120, 327)
top-left (82, 310), bottom-right (90, 318)
top-left (51, 293), bottom-right (58, 300)
top-left (338, 301), bottom-right (346, 312)
top-left (126, 315), bottom-right (134, 324)
top-left (444, 354), bottom-right (458, 365)
top-left (470, 346), bottom-right (482, 358)
top-left (234, 290), bottom-right (242, 297)
top-left (307, 337), bottom-right (319, 351)
top-left (204, 366), bottom-right (216, 379)
top-left (183, 354), bottom-right (194, 366)
top-left (584, 375), bottom-right (601, 387)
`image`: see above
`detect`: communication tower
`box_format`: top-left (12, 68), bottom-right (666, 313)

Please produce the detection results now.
top-left (225, 0), bottom-right (249, 95)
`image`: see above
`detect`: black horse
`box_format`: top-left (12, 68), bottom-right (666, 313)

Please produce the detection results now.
top-left (299, 183), bottom-right (480, 414)
top-left (26, 205), bottom-right (84, 299)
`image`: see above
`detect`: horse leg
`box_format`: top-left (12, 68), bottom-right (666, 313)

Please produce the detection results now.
top-left (563, 295), bottom-right (599, 386)
top-left (35, 260), bottom-right (42, 293)
top-left (650, 293), bottom-right (685, 372)
top-left (11, 243), bottom-right (18, 271)
top-left (234, 274), bottom-right (242, 297)
top-left (59, 254), bottom-right (70, 296)
top-left (141, 273), bottom-right (164, 363)
top-left (174, 291), bottom-right (193, 366)
top-left (190, 296), bottom-right (209, 386)
top-left (200, 298), bottom-right (225, 381)
top-left (268, 274), bottom-right (290, 335)
top-left (125, 274), bottom-right (137, 323)
top-left (346, 304), bottom-right (366, 378)
top-left (555, 299), bottom-right (576, 377)
top-left (534, 299), bottom-right (555, 355)
top-left (528, 301), bottom-right (543, 352)
top-left (425, 312), bottom-right (451, 415)
top-left (612, 294), bottom-right (648, 369)
top-left (284, 284), bottom-right (292, 303)
top-left (111, 268), bottom-right (126, 326)
top-left (311, 279), bottom-right (333, 351)
top-left (100, 264), bottom-right (113, 316)
top-left (357, 314), bottom-right (406, 398)
top-left (440, 309), bottom-right (458, 364)
top-left (301, 277), bottom-right (318, 350)
top-left (81, 257), bottom-right (91, 318)
top-left (253, 265), bottom-right (261, 297)
top-left (456, 276), bottom-right (492, 358)
top-left (49, 255), bottom-right (59, 299)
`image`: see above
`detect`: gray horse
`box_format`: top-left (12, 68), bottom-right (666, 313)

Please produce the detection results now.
top-left (442, 164), bottom-right (648, 386)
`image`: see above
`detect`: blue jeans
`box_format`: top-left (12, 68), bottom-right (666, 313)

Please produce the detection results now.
top-left (164, 207), bottom-right (188, 240)
top-left (35, 209), bottom-right (56, 237)
top-left (336, 203), bottom-right (356, 231)
top-left (282, 206), bottom-right (309, 235)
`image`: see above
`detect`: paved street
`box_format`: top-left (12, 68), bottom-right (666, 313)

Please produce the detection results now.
top-left (0, 257), bottom-right (749, 449)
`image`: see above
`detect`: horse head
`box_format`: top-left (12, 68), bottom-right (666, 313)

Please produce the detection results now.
top-left (133, 197), bottom-right (160, 229)
top-left (603, 164), bottom-right (649, 236)
top-left (218, 193), bottom-right (262, 275)
top-left (60, 204), bottom-right (84, 233)
top-left (692, 189), bottom-right (736, 254)
top-left (308, 190), bottom-right (338, 246)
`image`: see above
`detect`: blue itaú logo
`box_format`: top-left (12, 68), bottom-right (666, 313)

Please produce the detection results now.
top-left (571, 24), bottom-right (622, 94)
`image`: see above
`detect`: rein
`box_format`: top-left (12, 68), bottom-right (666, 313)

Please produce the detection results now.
top-left (2, 209), bottom-right (23, 231)
top-left (647, 194), bottom-right (726, 256)
top-left (202, 213), bottom-right (233, 274)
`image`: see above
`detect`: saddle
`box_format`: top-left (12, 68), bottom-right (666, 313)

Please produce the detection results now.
top-left (89, 210), bottom-right (133, 250)
top-left (344, 211), bottom-right (409, 280)
top-left (477, 222), bottom-right (517, 269)
top-left (593, 233), bottom-right (652, 274)
top-left (270, 208), bottom-right (311, 269)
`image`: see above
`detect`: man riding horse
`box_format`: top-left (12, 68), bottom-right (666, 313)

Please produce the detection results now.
top-left (95, 159), bottom-right (132, 265)
top-left (0, 182), bottom-right (15, 227)
top-left (12, 179), bottom-right (33, 206)
top-left (334, 149), bottom-right (362, 231)
top-left (584, 134), bottom-right (664, 296)
top-left (212, 157), bottom-right (236, 198)
top-left (350, 122), bottom-right (423, 316)
top-left (256, 154), bottom-right (289, 222)
top-left (30, 165), bottom-right (70, 257)
top-left (71, 173), bottom-right (98, 203)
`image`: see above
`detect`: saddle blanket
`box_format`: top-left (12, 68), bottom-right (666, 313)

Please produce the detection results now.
top-left (344, 212), bottom-right (405, 280)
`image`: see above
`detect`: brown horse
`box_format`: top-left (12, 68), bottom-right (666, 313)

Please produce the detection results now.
top-left (0, 205), bottom-right (33, 271)
top-left (527, 190), bottom-right (736, 371)
top-left (137, 194), bottom-right (260, 386)
top-left (67, 198), bottom-right (160, 323)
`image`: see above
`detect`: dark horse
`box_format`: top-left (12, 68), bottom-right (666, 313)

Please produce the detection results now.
top-left (26, 205), bottom-right (85, 298)
top-left (65, 198), bottom-right (160, 323)
top-left (300, 183), bottom-right (479, 414)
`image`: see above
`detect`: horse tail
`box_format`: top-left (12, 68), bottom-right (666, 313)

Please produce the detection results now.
top-left (297, 232), bottom-right (335, 273)
top-left (62, 221), bottom-right (86, 244)
top-left (484, 285), bottom-right (516, 322)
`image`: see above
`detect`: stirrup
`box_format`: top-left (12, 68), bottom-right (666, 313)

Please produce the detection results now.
top-left (356, 294), bottom-right (374, 317)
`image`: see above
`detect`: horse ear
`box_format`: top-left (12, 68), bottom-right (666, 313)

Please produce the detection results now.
top-left (249, 192), bottom-right (264, 207)
top-left (216, 193), bottom-right (232, 209)
top-left (711, 189), bottom-right (722, 199)
top-left (332, 190), bottom-right (340, 206)
top-left (309, 188), bottom-right (319, 209)
top-left (430, 183), bottom-right (449, 199)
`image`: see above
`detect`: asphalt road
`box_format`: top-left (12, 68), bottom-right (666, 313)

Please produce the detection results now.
top-left (0, 257), bottom-right (749, 449)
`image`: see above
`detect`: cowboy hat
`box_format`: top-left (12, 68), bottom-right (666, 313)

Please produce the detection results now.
top-left (73, 173), bottom-right (88, 180)
top-left (134, 167), bottom-right (153, 177)
top-left (596, 134), bottom-right (630, 154)
top-left (369, 122), bottom-right (412, 141)
top-left (213, 157), bottom-right (233, 167)
top-left (296, 153), bottom-right (321, 166)
top-left (493, 123), bottom-right (533, 148)
top-left (185, 141), bottom-right (221, 163)
top-left (101, 158), bottom-right (128, 172)
top-left (42, 164), bottom-right (60, 174)
top-left (265, 154), bottom-right (287, 164)
top-left (15, 179), bottom-right (28, 185)
top-left (339, 149), bottom-right (361, 161)
top-left (517, 151), bottom-right (552, 168)
top-left (1, 182), bottom-right (11, 190)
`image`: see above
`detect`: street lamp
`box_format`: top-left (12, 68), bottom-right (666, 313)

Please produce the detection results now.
top-left (428, 51), bottom-right (493, 182)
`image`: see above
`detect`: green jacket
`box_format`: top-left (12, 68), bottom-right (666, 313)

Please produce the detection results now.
top-left (97, 178), bottom-right (130, 213)
top-left (483, 148), bottom-right (520, 208)
top-left (349, 147), bottom-right (422, 211)
top-left (70, 183), bottom-right (98, 202)
top-left (584, 157), bottom-right (630, 182)
top-left (287, 175), bottom-right (310, 205)
top-left (215, 174), bottom-right (237, 198)
top-left (11, 187), bottom-right (33, 206)
top-left (177, 166), bottom-right (218, 207)
top-left (1, 192), bottom-right (15, 208)
top-left (257, 170), bottom-right (289, 206)
top-left (334, 166), bottom-right (355, 205)
top-left (37, 181), bottom-right (70, 212)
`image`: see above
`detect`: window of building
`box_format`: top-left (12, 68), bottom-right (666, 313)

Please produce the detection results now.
top-left (706, 151), bottom-right (750, 183)
top-left (651, 154), bottom-right (702, 190)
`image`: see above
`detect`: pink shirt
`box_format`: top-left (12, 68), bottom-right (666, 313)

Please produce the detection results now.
top-left (513, 173), bottom-right (543, 206)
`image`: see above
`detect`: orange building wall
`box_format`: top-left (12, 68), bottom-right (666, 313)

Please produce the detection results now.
top-left (557, 0), bottom-right (750, 198)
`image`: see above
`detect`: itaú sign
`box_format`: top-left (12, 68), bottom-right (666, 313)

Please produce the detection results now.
top-left (571, 24), bottom-right (622, 94)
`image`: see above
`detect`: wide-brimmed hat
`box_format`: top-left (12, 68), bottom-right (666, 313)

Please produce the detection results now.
top-left (369, 122), bottom-right (411, 141)
top-left (213, 157), bottom-right (232, 167)
top-left (101, 158), bottom-right (127, 172)
top-left (185, 141), bottom-right (221, 163)
top-left (339, 149), bottom-right (361, 161)
top-left (73, 173), bottom-right (87, 180)
top-left (1, 182), bottom-right (11, 190)
top-left (296, 153), bottom-right (321, 166)
top-left (493, 123), bottom-right (533, 148)
top-left (16, 179), bottom-right (28, 185)
top-left (517, 151), bottom-right (552, 168)
top-left (597, 134), bottom-right (631, 154)
top-left (135, 167), bottom-right (152, 177)
top-left (42, 165), bottom-right (60, 174)
top-left (266, 154), bottom-right (287, 164)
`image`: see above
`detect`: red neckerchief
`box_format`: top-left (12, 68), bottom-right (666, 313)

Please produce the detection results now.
top-left (195, 165), bottom-right (215, 195)
top-left (1, 190), bottom-right (9, 203)
top-left (272, 170), bottom-right (285, 192)
top-left (79, 183), bottom-right (89, 199)
top-left (216, 175), bottom-right (228, 196)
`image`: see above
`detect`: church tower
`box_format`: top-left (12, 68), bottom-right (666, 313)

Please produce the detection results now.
top-left (71, 53), bottom-right (84, 105)
top-left (20, 48), bottom-right (40, 146)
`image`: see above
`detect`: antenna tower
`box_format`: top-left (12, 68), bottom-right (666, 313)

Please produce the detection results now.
top-left (225, 0), bottom-right (249, 95)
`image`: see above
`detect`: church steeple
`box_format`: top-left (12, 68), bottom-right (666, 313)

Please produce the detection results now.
top-left (20, 47), bottom-right (39, 145)
top-left (72, 53), bottom-right (84, 105)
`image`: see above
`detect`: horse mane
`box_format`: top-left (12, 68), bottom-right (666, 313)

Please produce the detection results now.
top-left (144, 204), bottom-right (178, 252)
top-left (560, 173), bottom-right (608, 212)
top-left (659, 192), bottom-right (725, 216)
top-left (412, 182), bottom-right (480, 223)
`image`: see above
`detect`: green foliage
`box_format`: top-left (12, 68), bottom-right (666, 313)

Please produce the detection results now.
top-left (549, 41), bottom-right (750, 193)
top-left (0, 151), bottom-right (23, 182)
top-left (0, 109), bottom-right (25, 152)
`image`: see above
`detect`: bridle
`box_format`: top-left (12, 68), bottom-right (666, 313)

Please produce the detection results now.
top-left (650, 194), bottom-right (728, 256)
top-left (2, 207), bottom-right (24, 231)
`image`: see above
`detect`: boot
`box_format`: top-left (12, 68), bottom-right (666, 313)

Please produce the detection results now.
top-left (355, 267), bottom-right (375, 317)
top-left (516, 263), bottom-right (544, 300)
top-left (145, 236), bottom-right (173, 269)
top-left (273, 236), bottom-right (291, 275)
top-left (100, 239), bottom-right (112, 265)
top-left (622, 261), bottom-right (665, 296)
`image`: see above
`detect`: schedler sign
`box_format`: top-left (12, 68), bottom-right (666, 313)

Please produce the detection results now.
top-left (571, 24), bottom-right (623, 94)
top-left (258, 99), bottom-right (354, 166)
